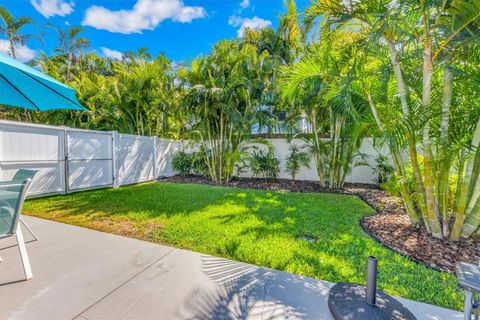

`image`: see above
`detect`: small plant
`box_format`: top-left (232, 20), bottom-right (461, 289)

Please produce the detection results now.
top-left (371, 154), bottom-right (394, 185)
top-left (249, 149), bottom-right (280, 179)
top-left (191, 151), bottom-right (209, 177)
top-left (172, 151), bottom-right (192, 176)
top-left (286, 144), bottom-right (310, 180)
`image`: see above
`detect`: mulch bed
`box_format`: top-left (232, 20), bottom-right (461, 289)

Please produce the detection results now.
top-left (161, 175), bottom-right (480, 273)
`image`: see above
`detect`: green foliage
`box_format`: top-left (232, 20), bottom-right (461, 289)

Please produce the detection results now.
top-left (285, 144), bottom-right (310, 180)
top-left (249, 149), bottom-right (280, 179)
top-left (0, 24), bottom-right (184, 139)
top-left (178, 37), bottom-right (293, 183)
top-left (372, 154), bottom-right (394, 185)
top-left (303, 0), bottom-right (480, 240)
top-left (191, 151), bottom-right (209, 177)
top-left (278, 41), bottom-right (370, 188)
top-left (172, 150), bottom-right (210, 177)
top-left (172, 151), bottom-right (192, 176)
top-left (382, 159), bottom-right (460, 218)
top-left (23, 182), bottom-right (463, 310)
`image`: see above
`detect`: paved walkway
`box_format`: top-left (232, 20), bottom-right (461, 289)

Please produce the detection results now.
top-left (0, 216), bottom-right (462, 320)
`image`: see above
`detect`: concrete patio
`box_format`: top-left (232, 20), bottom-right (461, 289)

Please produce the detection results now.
top-left (0, 216), bottom-right (462, 320)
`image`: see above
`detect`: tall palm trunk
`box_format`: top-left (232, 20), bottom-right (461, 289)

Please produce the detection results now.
top-left (451, 118), bottom-right (480, 239)
top-left (367, 92), bottom-right (419, 224)
top-left (421, 42), bottom-right (442, 238)
top-left (311, 109), bottom-right (326, 186)
top-left (438, 67), bottom-right (453, 237)
top-left (388, 42), bottom-right (409, 114)
top-left (9, 39), bottom-right (16, 59)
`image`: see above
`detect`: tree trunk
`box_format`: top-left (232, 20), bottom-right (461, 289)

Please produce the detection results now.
top-left (438, 67), bottom-right (453, 237)
top-left (421, 43), bottom-right (442, 238)
top-left (367, 91), bottom-right (420, 224)
top-left (388, 42), bottom-right (409, 114)
top-left (452, 117), bottom-right (480, 239)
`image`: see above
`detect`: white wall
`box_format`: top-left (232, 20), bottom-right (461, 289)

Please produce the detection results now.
top-left (238, 138), bottom-right (386, 184)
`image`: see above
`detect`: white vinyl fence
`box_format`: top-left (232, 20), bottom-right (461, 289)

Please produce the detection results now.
top-left (0, 120), bottom-right (183, 197)
top-left (0, 120), bottom-right (390, 198)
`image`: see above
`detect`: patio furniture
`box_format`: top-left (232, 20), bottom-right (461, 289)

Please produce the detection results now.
top-left (456, 261), bottom-right (480, 320)
top-left (10, 169), bottom-right (39, 241)
top-left (0, 179), bottom-right (33, 280)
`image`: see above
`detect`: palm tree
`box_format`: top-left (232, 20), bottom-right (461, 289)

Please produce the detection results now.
top-left (124, 47), bottom-right (151, 63)
top-left (279, 38), bottom-right (369, 188)
top-left (0, 6), bottom-right (34, 59)
top-left (303, 0), bottom-right (480, 240)
top-left (55, 26), bottom-right (90, 81)
top-left (179, 40), bottom-right (267, 182)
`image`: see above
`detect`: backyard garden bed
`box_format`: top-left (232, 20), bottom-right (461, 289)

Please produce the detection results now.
top-left (164, 175), bottom-right (480, 273)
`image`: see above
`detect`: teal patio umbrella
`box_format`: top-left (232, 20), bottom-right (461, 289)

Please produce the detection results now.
top-left (0, 52), bottom-right (86, 111)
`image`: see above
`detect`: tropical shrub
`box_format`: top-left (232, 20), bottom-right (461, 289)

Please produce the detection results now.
top-left (249, 150), bottom-right (280, 179)
top-left (191, 151), bottom-right (209, 177)
top-left (285, 144), bottom-right (310, 180)
top-left (372, 154), bottom-right (394, 185)
top-left (172, 151), bottom-right (192, 176)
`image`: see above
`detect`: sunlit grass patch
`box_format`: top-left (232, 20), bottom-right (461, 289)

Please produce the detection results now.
top-left (24, 181), bottom-right (462, 310)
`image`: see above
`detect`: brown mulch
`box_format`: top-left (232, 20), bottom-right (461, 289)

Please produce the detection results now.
top-left (161, 175), bottom-right (480, 273)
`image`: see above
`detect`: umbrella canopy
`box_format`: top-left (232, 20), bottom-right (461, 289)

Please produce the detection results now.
top-left (0, 52), bottom-right (86, 111)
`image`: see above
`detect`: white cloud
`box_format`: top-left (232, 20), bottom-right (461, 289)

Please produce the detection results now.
top-left (174, 6), bottom-right (206, 23)
top-left (228, 16), bottom-right (271, 37)
top-left (31, 0), bottom-right (74, 18)
top-left (239, 0), bottom-right (250, 9)
top-left (100, 47), bottom-right (123, 60)
top-left (0, 40), bottom-right (37, 62)
top-left (82, 0), bottom-right (206, 34)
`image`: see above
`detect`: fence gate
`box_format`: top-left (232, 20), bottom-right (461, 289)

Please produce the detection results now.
top-left (66, 129), bottom-right (114, 192)
top-left (0, 121), bottom-right (66, 196)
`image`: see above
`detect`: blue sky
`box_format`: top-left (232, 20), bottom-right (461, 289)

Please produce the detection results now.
top-left (0, 0), bottom-right (310, 63)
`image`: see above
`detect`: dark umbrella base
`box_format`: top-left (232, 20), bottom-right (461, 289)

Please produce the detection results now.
top-left (328, 283), bottom-right (417, 320)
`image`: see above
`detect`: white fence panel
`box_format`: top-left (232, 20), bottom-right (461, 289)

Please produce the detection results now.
top-left (116, 134), bottom-right (155, 186)
top-left (67, 130), bottom-right (113, 191)
top-left (0, 121), bottom-right (65, 196)
top-left (156, 139), bottom-right (186, 178)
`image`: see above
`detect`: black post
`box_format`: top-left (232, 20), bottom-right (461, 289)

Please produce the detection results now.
top-left (366, 256), bottom-right (378, 306)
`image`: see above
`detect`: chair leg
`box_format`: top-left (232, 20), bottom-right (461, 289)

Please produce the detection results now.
top-left (15, 227), bottom-right (32, 280)
top-left (465, 290), bottom-right (473, 320)
top-left (20, 217), bottom-right (39, 241)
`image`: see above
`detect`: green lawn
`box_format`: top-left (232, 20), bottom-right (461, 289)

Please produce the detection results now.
top-left (24, 182), bottom-right (461, 310)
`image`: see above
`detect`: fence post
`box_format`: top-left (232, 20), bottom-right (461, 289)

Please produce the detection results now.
top-left (112, 131), bottom-right (119, 188)
top-left (152, 136), bottom-right (157, 180)
top-left (60, 126), bottom-right (69, 194)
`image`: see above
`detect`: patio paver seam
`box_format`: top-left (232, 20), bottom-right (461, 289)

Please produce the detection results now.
top-left (72, 247), bottom-right (177, 320)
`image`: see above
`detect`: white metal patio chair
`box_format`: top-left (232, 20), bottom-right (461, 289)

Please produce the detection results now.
top-left (7, 169), bottom-right (39, 241)
top-left (0, 179), bottom-right (33, 280)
